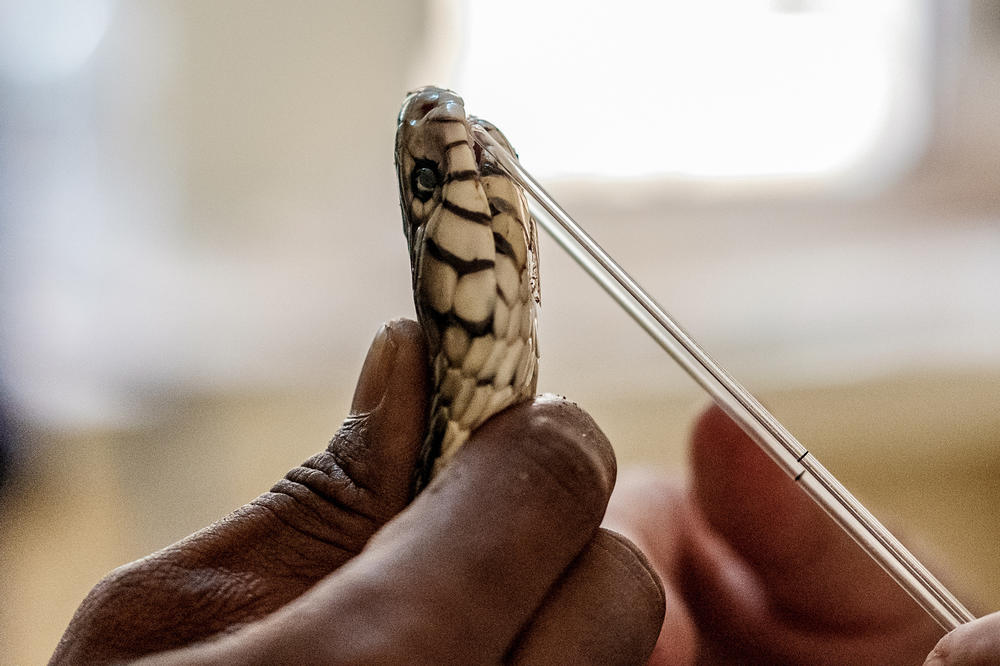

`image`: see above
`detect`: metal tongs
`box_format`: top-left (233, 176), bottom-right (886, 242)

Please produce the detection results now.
top-left (472, 125), bottom-right (975, 631)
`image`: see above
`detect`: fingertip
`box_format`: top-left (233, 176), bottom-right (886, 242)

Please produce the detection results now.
top-left (376, 318), bottom-right (429, 409)
top-left (508, 529), bottom-right (668, 665)
top-left (379, 317), bottom-right (429, 413)
top-left (925, 611), bottom-right (1000, 665)
top-left (689, 404), bottom-right (793, 526)
top-left (384, 317), bottom-right (426, 351)
top-left (467, 394), bottom-right (618, 521)
top-left (324, 319), bottom-right (430, 506)
top-left (689, 404), bottom-right (777, 487)
top-left (687, 403), bottom-right (824, 574)
top-left (349, 318), bottom-right (427, 416)
top-left (530, 393), bottom-right (617, 494)
top-left (600, 529), bottom-right (667, 616)
top-left (690, 403), bottom-right (738, 445)
top-left (362, 317), bottom-right (429, 460)
top-left (595, 529), bottom-right (667, 640)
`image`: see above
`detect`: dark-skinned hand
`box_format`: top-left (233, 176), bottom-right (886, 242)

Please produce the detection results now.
top-left (605, 404), bottom-right (994, 665)
top-left (52, 317), bottom-right (997, 664)
top-left (51, 319), bottom-right (665, 665)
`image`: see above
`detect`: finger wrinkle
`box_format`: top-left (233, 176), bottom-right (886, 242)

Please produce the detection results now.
top-left (263, 473), bottom-right (378, 533)
top-left (248, 496), bottom-right (360, 559)
top-left (279, 461), bottom-right (379, 523)
top-left (322, 442), bottom-right (375, 495)
top-left (256, 481), bottom-right (377, 557)
top-left (321, 417), bottom-right (378, 494)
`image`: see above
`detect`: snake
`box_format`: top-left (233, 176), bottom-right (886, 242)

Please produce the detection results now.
top-left (395, 87), bottom-right (540, 491)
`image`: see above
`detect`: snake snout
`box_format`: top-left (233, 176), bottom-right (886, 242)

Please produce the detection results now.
top-left (399, 86), bottom-right (466, 126)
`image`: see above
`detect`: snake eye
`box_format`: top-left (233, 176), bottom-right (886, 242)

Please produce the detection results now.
top-left (411, 160), bottom-right (439, 203)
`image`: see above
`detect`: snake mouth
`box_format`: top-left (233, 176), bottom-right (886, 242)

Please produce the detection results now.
top-left (472, 131), bottom-right (485, 169)
top-left (468, 115), bottom-right (517, 177)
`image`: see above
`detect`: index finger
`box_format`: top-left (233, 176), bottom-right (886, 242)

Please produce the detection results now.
top-left (249, 395), bottom-right (617, 663)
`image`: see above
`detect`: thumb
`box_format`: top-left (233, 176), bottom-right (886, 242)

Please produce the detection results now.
top-left (297, 317), bottom-right (430, 514)
top-left (51, 319), bottom-right (430, 664)
top-left (260, 317), bottom-right (430, 562)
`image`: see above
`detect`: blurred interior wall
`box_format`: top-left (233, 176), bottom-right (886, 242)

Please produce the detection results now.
top-left (0, 1), bottom-right (428, 430)
top-left (2, 1), bottom-right (999, 435)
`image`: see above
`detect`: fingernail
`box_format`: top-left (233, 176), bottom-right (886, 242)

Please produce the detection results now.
top-left (351, 324), bottom-right (397, 415)
top-left (924, 642), bottom-right (948, 666)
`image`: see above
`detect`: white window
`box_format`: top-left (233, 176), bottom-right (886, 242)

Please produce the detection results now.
top-left (429, 0), bottom-right (932, 189)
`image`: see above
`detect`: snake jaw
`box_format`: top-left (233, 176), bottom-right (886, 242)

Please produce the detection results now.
top-left (395, 87), bottom-right (540, 489)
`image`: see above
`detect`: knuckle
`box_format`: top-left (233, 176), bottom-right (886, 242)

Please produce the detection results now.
top-left (253, 420), bottom-right (395, 562)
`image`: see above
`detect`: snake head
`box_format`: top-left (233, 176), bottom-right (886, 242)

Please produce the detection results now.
top-left (395, 87), bottom-right (469, 280)
top-left (394, 87), bottom-right (520, 284)
top-left (394, 87), bottom-right (541, 488)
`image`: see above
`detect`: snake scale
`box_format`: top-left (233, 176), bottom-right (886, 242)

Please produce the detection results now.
top-left (395, 87), bottom-right (540, 490)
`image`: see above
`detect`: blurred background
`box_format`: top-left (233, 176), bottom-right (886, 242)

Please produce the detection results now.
top-left (1, 0), bottom-right (998, 660)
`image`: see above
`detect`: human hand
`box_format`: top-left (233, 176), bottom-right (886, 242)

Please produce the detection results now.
top-left (604, 405), bottom-right (947, 664)
top-left (52, 319), bottom-right (664, 665)
top-left (924, 609), bottom-right (1000, 664)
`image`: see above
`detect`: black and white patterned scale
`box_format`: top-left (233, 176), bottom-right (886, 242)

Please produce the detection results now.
top-left (395, 87), bottom-right (540, 490)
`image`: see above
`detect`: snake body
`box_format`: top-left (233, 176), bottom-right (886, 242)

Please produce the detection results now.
top-left (395, 87), bottom-right (540, 489)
